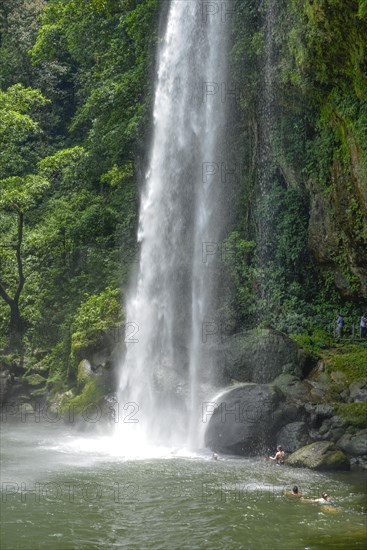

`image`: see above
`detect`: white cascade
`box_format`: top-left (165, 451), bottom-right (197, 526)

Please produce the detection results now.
top-left (116, 0), bottom-right (230, 455)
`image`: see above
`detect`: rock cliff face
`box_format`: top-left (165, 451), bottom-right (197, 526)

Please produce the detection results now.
top-left (307, 159), bottom-right (367, 301)
top-left (273, 108), bottom-right (367, 303)
top-left (231, 0), bottom-right (367, 307)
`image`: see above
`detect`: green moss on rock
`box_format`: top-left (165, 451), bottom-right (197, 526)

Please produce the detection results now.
top-left (325, 345), bottom-right (367, 385)
top-left (60, 379), bottom-right (103, 417)
top-left (77, 359), bottom-right (92, 388)
top-left (334, 402), bottom-right (367, 429)
top-left (286, 441), bottom-right (350, 470)
top-left (24, 373), bottom-right (47, 386)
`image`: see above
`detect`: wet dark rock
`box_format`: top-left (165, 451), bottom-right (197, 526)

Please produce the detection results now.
top-left (319, 419), bottom-right (331, 436)
top-left (337, 430), bottom-right (367, 456)
top-left (273, 374), bottom-right (310, 403)
top-left (329, 415), bottom-right (348, 429)
top-left (307, 170), bottom-right (367, 301)
top-left (204, 383), bottom-right (287, 455)
top-left (276, 421), bottom-right (309, 452)
top-left (329, 428), bottom-right (345, 442)
top-left (350, 456), bottom-right (367, 470)
top-left (314, 404), bottom-right (334, 418)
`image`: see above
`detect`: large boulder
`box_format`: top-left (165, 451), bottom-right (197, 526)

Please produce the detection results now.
top-left (273, 374), bottom-right (311, 403)
top-left (276, 422), bottom-right (309, 452)
top-left (286, 441), bottom-right (350, 471)
top-left (337, 430), bottom-right (367, 456)
top-left (204, 383), bottom-right (288, 455)
top-left (223, 329), bottom-right (314, 383)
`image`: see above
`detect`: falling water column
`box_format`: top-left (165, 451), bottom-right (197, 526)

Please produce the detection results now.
top-left (117, 0), bottom-right (231, 452)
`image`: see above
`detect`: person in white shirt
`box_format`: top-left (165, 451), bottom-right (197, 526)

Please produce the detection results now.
top-left (360, 313), bottom-right (367, 339)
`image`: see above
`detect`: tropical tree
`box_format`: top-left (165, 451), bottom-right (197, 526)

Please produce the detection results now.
top-left (0, 84), bottom-right (49, 344)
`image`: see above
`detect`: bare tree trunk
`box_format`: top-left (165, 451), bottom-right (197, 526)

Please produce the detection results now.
top-left (0, 212), bottom-right (25, 348)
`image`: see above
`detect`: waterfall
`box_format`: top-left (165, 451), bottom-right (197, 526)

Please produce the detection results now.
top-left (257, 0), bottom-right (276, 315)
top-left (116, 0), bottom-right (231, 452)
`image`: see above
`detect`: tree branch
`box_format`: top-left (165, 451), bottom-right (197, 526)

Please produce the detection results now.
top-left (14, 212), bottom-right (25, 303)
top-left (0, 280), bottom-right (13, 307)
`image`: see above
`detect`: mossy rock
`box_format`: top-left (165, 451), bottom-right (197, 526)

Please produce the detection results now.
top-left (23, 374), bottom-right (47, 386)
top-left (60, 379), bottom-right (103, 418)
top-left (224, 329), bottom-right (315, 383)
top-left (324, 345), bottom-right (367, 385)
top-left (334, 402), bottom-right (367, 429)
top-left (30, 387), bottom-right (48, 398)
top-left (286, 441), bottom-right (350, 471)
top-left (77, 359), bottom-right (93, 388)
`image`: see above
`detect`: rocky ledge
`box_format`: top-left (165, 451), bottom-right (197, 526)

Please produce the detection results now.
top-left (205, 329), bottom-right (367, 470)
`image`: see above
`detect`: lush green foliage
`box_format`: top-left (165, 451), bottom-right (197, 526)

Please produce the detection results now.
top-left (334, 402), bottom-right (367, 429)
top-left (0, 0), bottom-right (366, 395)
top-left (228, 0), bottom-right (367, 333)
top-left (324, 343), bottom-right (367, 384)
top-left (0, 0), bottom-right (159, 383)
top-left (70, 287), bottom-right (122, 373)
top-left (292, 330), bottom-right (336, 355)
top-left (59, 378), bottom-right (104, 416)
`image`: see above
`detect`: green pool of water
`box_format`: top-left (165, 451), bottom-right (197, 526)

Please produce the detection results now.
top-left (1, 422), bottom-right (366, 549)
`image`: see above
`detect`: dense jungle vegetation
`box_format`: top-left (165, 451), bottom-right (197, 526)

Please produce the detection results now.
top-left (0, 0), bottom-right (366, 394)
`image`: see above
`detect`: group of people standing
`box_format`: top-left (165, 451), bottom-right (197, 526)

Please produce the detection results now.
top-left (336, 312), bottom-right (367, 339)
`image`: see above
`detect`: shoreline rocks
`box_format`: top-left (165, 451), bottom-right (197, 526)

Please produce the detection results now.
top-left (285, 441), bottom-right (350, 471)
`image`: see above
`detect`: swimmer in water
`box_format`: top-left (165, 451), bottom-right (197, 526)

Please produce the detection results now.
top-left (284, 485), bottom-right (303, 497)
top-left (302, 492), bottom-right (334, 504)
top-left (315, 492), bottom-right (333, 504)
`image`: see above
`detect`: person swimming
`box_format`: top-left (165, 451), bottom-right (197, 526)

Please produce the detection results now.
top-left (302, 492), bottom-right (334, 505)
top-left (284, 485), bottom-right (303, 497)
top-left (317, 492), bottom-right (334, 504)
